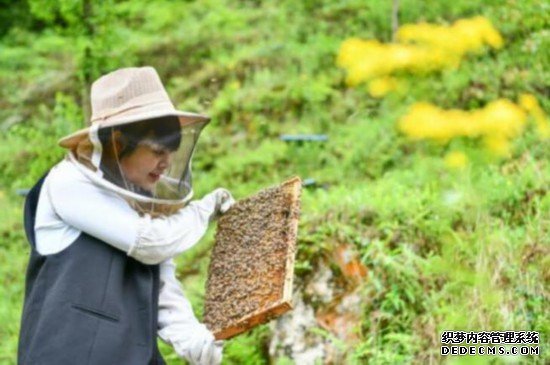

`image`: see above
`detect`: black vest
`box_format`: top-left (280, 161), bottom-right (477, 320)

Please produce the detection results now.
top-left (18, 174), bottom-right (166, 365)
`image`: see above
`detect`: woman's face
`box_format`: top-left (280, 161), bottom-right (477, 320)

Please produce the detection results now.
top-left (119, 141), bottom-right (174, 192)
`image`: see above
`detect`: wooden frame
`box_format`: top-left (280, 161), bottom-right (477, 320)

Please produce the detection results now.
top-left (203, 177), bottom-right (302, 340)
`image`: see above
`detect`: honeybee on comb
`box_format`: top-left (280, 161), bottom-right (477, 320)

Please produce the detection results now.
top-left (204, 177), bottom-right (302, 340)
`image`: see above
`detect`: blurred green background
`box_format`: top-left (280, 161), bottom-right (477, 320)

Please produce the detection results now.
top-left (0, 0), bottom-right (548, 364)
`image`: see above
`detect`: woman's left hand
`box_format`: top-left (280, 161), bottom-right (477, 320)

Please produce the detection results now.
top-left (216, 188), bottom-right (235, 214)
top-left (201, 188), bottom-right (235, 220)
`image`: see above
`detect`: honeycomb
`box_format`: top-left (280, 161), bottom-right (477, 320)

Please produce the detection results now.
top-left (204, 177), bottom-right (301, 340)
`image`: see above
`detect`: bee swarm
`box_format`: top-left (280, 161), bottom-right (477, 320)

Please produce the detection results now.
top-left (204, 177), bottom-right (301, 340)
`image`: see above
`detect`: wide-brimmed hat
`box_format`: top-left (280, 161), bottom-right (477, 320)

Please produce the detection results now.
top-left (58, 66), bottom-right (210, 148)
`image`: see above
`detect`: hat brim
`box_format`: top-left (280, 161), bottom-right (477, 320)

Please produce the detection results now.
top-left (58, 110), bottom-right (210, 149)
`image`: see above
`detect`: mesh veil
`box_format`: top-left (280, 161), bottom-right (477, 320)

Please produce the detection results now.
top-left (68, 115), bottom-right (208, 217)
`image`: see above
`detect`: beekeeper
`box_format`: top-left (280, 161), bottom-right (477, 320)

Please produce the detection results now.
top-left (18, 66), bottom-right (234, 365)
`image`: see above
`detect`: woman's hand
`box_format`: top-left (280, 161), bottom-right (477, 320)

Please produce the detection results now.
top-left (215, 188), bottom-right (235, 215)
top-left (200, 188), bottom-right (235, 220)
top-left (183, 324), bottom-right (223, 365)
top-left (191, 339), bottom-right (223, 365)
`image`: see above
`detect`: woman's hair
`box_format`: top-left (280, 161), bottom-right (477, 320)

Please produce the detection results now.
top-left (98, 116), bottom-right (182, 158)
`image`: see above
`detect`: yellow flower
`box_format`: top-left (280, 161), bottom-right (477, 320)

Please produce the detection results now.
top-left (396, 16), bottom-right (502, 54)
top-left (368, 77), bottom-right (400, 98)
top-left (444, 151), bottom-right (468, 169)
top-left (518, 93), bottom-right (538, 111)
top-left (473, 16), bottom-right (504, 49)
top-left (479, 99), bottom-right (527, 138)
top-left (519, 93), bottom-right (550, 138)
top-left (484, 136), bottom-right (511, 156)
top-left (336, 38), bottom-right (368, 69)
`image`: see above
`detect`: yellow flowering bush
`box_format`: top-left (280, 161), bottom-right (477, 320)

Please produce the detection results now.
top-left (337, 16), bottom-right (503, 94)
top-left (337, 15), bottom-right (547, 164)
top-left (397, 16), bottom-right (503, 54)
top-left (337, 39), bottom-right (456, 87)
top-left (397, 95), bottom-right (548, 157)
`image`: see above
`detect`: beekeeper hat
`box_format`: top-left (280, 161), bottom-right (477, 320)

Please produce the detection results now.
top-left (58, 66), bottom-right (210, 148)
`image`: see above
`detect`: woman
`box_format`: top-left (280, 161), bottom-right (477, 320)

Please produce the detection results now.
top-left (18, 67), bottom-right (233, 365)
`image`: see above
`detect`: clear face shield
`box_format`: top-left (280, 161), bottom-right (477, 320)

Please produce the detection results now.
top-left (70, 116), bottom-right (208, 216)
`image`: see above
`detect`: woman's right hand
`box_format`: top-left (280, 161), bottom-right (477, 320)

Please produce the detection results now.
top-left (184, 324), bottom-right (223, 365)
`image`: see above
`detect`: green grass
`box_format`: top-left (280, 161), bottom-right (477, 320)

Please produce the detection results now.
top-left (0, 0), bottom-right (548, 364)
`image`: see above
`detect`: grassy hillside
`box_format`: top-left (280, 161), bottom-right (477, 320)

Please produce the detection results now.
top-left (0, 0), bottom-right (548, 364)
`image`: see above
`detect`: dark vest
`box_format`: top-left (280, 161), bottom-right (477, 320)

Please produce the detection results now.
top-left (18, 174), bottom-right (166, 365)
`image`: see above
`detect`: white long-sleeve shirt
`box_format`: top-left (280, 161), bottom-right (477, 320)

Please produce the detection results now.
top-left (34, 157), bottom-right (217, 359)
